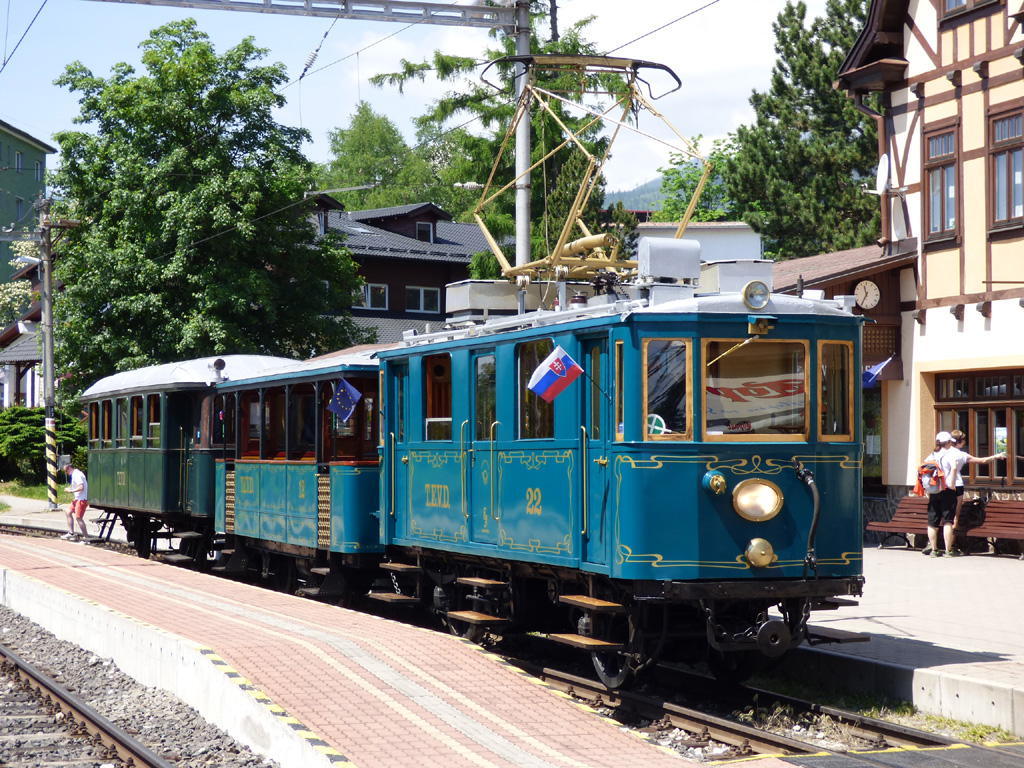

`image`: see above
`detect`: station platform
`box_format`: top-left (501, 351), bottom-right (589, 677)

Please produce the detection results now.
top-left (1, 495), bottom-right (1023, 767)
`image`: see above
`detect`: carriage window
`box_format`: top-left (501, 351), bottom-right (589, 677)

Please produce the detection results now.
top-left (89, 403), bottom-right (100, 447)
top-left (819, 342), bottom-right (853, 440)
top-left (102, 401), bottom-right (113, 448)
top-left (644, 339), bottom-right (689, 440)
top-left (211, 394), bottom-right (233, 448)
top-left (290, 385), bottom-right (316, 460)
top-left (475, 354), bottom-right (496, 441)
top-left (424, 354), bottom-right (452, 441)
top-left (326, 378), bottom-right (378, 461)
top-left (130, 396), bottom-right (144, 447)
top-left (518, 339), bottom-right (554, 440)
top-left (239, 392), bottom-right (261, 457)
top-left (116, 398), bottom-right (129, 448)
top-left (265, 388), bottom-right (286, 459)
top-left (396, 367), bottom-right (406, 443)
top-left (705, 340), bottom-right (807, 438)
top-left (147, 394), bottom-right (161, 447)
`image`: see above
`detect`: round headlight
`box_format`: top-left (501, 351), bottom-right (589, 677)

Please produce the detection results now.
top-left (742, 280), bottom-right (771, 310)
top-left (732, 478), bottom-right (783, 522)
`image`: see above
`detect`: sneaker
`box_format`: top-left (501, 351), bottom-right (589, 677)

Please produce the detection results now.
top-left (945, 549), bottom-right (964, 557)
top-left (921, 546), bottom-right (933, 556)
top-left (929, 550), bottom-right (941, 558)
top-left (60, 532), bottom-right (75, 540)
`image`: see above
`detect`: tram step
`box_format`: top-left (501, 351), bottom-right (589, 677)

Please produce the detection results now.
top-left (380, 562), bottom-right (420, 573)
top-left (548, 633), bottom-right (625, 651)
top-left (170, 531), bottom-right (204, 540)
top-left (446, 610), bottom-right (509, 625)
top-left (310, 567), bottom-right (331, 576)
top-left (806, 625), bottom-right (870, 644)
top-left (367, 592), bottom-right (420, 605)
top-left (558, 595), bottom-right (626, 613)
top-left (297, 587), bottom-right (331, 599)
top-left (813, 597), bottom-right (860, 610)
top-left (217, 547), bottom-right (235, 555)
top-left (161, 553), bottom-right (195, 565)
top-left (456, 577), bottom-right (507, 589)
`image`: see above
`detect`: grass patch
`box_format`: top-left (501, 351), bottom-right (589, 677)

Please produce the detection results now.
top-left (0, 480), bottom-right (74, 503)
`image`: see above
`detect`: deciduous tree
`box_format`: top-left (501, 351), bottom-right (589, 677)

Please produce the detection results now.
top-left (51, 20), bottom-right (366, 397)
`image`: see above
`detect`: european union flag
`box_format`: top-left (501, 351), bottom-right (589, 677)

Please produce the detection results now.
top-left (327, 378), bottom-right (362, 422)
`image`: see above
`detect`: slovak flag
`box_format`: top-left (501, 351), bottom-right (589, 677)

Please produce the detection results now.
top-left (527, 346), bottom-right (583, 402)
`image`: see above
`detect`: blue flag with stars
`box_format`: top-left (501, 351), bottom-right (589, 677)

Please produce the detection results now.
top-left (327, 378), bottom-right (362, 422)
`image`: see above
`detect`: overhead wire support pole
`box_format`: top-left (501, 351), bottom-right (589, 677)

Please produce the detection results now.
top-left (513, 0), bottom-right (531, 269)
top-left (40, 201), bottom-right (59, 510)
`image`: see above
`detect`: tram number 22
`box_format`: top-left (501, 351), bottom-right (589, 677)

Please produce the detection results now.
top-left (526, 488), bottom-right (542, 516)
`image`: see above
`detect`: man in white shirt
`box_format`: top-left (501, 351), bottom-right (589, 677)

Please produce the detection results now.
top-left (62, 462), bottom-right (89, 541)
top-left (925, 432), bottom-right (959, 558)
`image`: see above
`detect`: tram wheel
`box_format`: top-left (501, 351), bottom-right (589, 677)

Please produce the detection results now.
top-left (591, 650), bottom-right (635, 689)
top-left (588, 610), bottom-right (638, 689)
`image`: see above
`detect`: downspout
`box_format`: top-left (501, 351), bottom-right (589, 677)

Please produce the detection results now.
top-left (854, 93), bottom-right (890, 247)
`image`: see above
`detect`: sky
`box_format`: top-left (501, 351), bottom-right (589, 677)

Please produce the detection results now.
top-left (0, 0), bottom-right (830, 192)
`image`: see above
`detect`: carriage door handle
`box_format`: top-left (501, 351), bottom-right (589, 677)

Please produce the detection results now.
top-left (593, 457), bottom-right (608, 467)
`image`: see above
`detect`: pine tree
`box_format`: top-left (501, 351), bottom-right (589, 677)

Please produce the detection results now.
top-left (724, 0), bottom-right (880, 259)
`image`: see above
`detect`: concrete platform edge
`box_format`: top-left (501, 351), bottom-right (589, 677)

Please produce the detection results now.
top-left (0, 566), bottom-right (341, 768)
top-left (777, 645), bottom-right (1023, 736)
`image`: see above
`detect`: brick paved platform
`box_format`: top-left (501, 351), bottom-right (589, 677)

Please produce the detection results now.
top-left (0, 534), bottom-right (700, 768)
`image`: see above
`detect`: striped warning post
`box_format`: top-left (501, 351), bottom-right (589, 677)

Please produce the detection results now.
top-left (45, 417), bottom-right (58, 508)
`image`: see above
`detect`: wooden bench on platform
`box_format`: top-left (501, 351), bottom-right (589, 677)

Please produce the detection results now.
top-left (867, 495), bottom-right (1024, 557)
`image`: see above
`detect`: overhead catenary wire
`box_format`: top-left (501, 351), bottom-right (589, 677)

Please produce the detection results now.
top-left (0, 0), bottom-right (46, 78)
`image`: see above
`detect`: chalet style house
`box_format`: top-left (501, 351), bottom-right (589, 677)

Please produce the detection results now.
top-left (837, 0), bottom-right (1024, 501)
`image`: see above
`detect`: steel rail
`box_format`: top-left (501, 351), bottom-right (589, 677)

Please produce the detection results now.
top-left (0, 641), bottom-right (177, 768)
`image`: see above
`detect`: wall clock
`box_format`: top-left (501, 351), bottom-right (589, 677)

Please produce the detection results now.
top-left (854, 280), bottom-right (880, 310)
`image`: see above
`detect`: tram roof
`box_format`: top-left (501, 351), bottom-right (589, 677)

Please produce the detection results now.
top-left (214, 343), bottom-right (397, 389)
top-left (81, 355), bottom-right (298, 400)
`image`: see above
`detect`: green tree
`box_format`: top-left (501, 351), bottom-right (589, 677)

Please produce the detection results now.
top-left (0, 406), bottom-right (86, 482)
top-left (724, 0), bottom-right (879, 259)
top-left (50, 20), bottom-right (367, 397)
top-left (654, 136), bottom-right (737, 224)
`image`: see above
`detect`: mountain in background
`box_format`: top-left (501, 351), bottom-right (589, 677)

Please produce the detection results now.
top-left (605, 177), bottom-right (664, 212)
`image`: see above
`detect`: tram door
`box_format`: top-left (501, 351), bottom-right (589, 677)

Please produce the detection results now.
top-left (469, 352), bottom-right (499, 546)
top-left (582, 338), bottom-right (609, 567)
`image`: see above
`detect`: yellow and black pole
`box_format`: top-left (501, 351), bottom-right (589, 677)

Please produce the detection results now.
top-left (40, 202), bottom-right (58, 510)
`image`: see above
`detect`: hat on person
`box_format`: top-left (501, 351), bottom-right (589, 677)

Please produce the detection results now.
top-left (936, 431), bottom-right (953, 443)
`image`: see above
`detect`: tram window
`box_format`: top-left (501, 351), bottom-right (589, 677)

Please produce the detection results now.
top-left (239, 393), bottom-right (261, 457)
top-left (265, 389), bottom-right (286, 459)
top-left (129, 396), bottom-right (144, 448)
top-left (290, 385), bottom-right (316, 460)
top-left (643, 339), bottom-right (689, 440)
top-left (615, 341), bottom-right (624, 441)
top-left (147, 394), bottom-right (161, 447)
top-left (819, 342), bottom-right (853, 440)
top-left (475, 354), bottom-right (496, 440)
top-left (364, 397), bottom-right (375, 442)
top-left (101, 401), bottom-right (112, 448)
top-left (705, 340), bottom-right (807, 438)
top-left (589, 346), bottom-right (601, 440)
top-left (89, 404), bottom-right (100, 448)
top-left (116, 398), bottom-right (129, 448)
top-left (517, 339), bottom-right (554, 440)
top-left (424, 354), bottom-right (452, 441)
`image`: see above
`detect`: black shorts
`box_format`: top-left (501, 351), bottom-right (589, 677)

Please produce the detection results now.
top-left (956, 486), bottom-right (964, 498)
top-left (927, 489), bottom-right (957, 526)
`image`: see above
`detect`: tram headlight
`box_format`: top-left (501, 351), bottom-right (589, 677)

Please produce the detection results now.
top-left (742, 280), bottom-right (771, 310)
top-left (732, 478), bottom-right (783, 522)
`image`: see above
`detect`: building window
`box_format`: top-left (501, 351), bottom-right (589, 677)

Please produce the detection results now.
top-left (406, 286), bottom-right (440, 313)
top-left (355, 283), bottom-right (387, 310)
top-left (935, 370), bottom-right (1024, 486)
top-left (34, 161), bottom-right (43, 183)
top-left (416, 222), bottom-right (434, 243)
top-left (14, 198), bottom-right (24, 223)
top-left (925, 130), bottom-right (957, 238)
top-left (991, 112), bottom-right (1023, 227)
top-left (942, 0), bottom-right (997, 16)
top-left (14, 151), bottom-right (22, 174)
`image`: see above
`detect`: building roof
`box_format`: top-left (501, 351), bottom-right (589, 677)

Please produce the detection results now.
top-left (348, 203), bottom-right (450, 222)
top-left (0, 331), bottom-right (40, 365)
top-left (772, 239), bottom-right (918, 293)
top-left (0, 118), bottom-right (57, 154)
top-left (352, 316), bottom-right (435, 344)
top-left (329, 210), bottom-right (488, 264)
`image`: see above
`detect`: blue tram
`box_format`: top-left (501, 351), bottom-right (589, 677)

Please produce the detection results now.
top-left (79, 55), bottom-right (865, 686)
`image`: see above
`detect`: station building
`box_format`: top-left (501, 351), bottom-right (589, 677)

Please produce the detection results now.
top-left (836, 0), bottom-right (1024, 510)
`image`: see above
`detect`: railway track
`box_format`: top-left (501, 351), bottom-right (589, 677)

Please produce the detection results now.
top-left (0, 640), bottom-right (177, 768)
